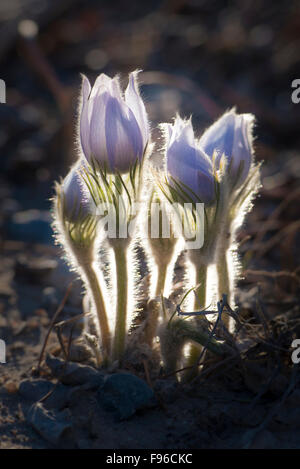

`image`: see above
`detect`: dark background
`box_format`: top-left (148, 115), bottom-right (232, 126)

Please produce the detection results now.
top-left (0, 0), bottom-right (299, 249)
top-left (0, 0), bottom-right (299, 277)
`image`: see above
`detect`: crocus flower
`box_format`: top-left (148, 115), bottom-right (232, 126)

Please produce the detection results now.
top-left (165, 116), bottom-right (215, 204)
top-left (62, 162), bottom-right (93, 222)
top-left (80, 71), bottom-right (149, 173)
top-left (199, 109), bottom-right (254, 186)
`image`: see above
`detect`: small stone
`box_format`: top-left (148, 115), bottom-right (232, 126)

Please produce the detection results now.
top-left (21, 377), bottom-right (72, 412)
top-left (46, 355), bottom-right (103, 387)
top-left (19, 379), bottom-right (54, 402)
top-left (43, 383), bottom-right (72, 410)
top-left (4, 380), bottom-right (19, 393)
top-left (26, 403), bottom-right (74, 447)
top-left (98, 372), bottom-right (156, 420)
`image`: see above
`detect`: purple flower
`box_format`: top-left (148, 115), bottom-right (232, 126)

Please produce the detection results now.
top-left (80, 71), bottom-right (149, 173)
top-left (62, 162), bottom-right (93, 222)
top-left (199, 109), bottom-right (254, 186)
top-left (165, 116), bottom-right (215, 204)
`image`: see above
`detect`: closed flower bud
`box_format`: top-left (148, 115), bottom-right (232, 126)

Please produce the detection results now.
top-left (199, 109), bottom-right (254, 186)
top-left (62, 162), bottom-right (93, 222)
top-left (164, 116), bottom-right (215, 204)
top-left (80, 71), bottom-right (149, 173)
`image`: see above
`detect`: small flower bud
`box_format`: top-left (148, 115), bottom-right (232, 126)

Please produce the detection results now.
top-left (62, 161), bottom-right (93, 222)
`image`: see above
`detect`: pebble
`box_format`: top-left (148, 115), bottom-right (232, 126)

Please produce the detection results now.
top-left (4, 380), bottom-right (19, 394)
top-left (26, 403), bottom-right (74, 447)
top-left (19, 379), bottom-right (54, 402)
top-left (46, 355), bottom-right (103, 387)
top-left (98, 372), bottom-right (156, 420)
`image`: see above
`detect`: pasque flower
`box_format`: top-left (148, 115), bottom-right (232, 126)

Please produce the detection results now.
top-left (78, 72), bottom-right (151, 364)
top-left (53, 60), bottom-right (262, 374)
top-left (160, 111), bottom-right (258, 378)
top-left (199, 109), bottom-right (254, 186)
top-left (165, 116), bottom-right (215, 204)
top-left (54, 159), bottom-right (111, 361)
top-left (80, 71), bottom-right (149, 173)
top-left (62, 161), bottom-right (93, 222)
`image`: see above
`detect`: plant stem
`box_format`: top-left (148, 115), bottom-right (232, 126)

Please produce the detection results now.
top-left (112, 242), bottom-right (128, 363)
top-left (155, 262), bottom-right (168, 297)
top-left (76, 247), bottom-right (111, 361)
top-left (143, 298), bottom-right (161, 347)
top-left (217, 250), bottom-right (231, 329)
top-left (183, 261), bottom-right (207, 381)
top-left (194, 263), bottom-right (207, 310)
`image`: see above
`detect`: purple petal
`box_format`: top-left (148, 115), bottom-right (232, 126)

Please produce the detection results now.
top-left (109, 76), bottom-right (123, 100)
top-left (80, 75), bottom-right (91, 160)
top-left (231, 114), bottom-right (254, 184)
top-left (167, 127), bottom-right (214, 203)
top-left (104, 96), bottom-right (144, 172)
top-left (90, 73), bottom-right (111, 99)
top-left (125, 71), bottom-right (149, 147)
top-left (199, 110), bottom-right (236, 162)
top-left (89, 89), bottom-right (110, 164)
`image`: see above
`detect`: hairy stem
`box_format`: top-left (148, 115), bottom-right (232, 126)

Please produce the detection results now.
top-left (155, 262), bottom-right (168, 297)
top-left (217, 250), bottom-right (231, 330)
top-left (112, 243), bottom-right (128, 363)
top-left (194, 263), bottom-right (207, 310)
top-left (183, 262), bottom-right (207, 381)
top-left (76, 247), bottom-right (111, 361)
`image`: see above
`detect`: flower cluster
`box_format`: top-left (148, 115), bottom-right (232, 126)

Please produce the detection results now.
top-left (53, 70), bottom-right (261, 375)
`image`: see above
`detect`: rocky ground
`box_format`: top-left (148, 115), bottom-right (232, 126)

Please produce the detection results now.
top-left (0, 0), bottom-right (300, 449)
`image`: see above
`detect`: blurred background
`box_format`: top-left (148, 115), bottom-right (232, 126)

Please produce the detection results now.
top-left (0, 0), bottom-right (299, 305)
top-left (0, 0), bottom-right (300, 449)
top-left (0, 0), bottom-right (299, 240)
top-left (0, 0), bottom-right (299, 339)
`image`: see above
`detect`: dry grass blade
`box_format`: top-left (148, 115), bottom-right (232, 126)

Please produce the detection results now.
top-left (37, 282), bottom-right (73, 371)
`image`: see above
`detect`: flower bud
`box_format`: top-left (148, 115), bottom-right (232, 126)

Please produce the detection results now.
top-left (80, 71), bottom-right (149, 173)
top-left (164, 116), bottom-right (215, 204)
top-left (62, 162), bottom-right (93, 222)
top-left (199, 109), bottom-right (254, 186)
